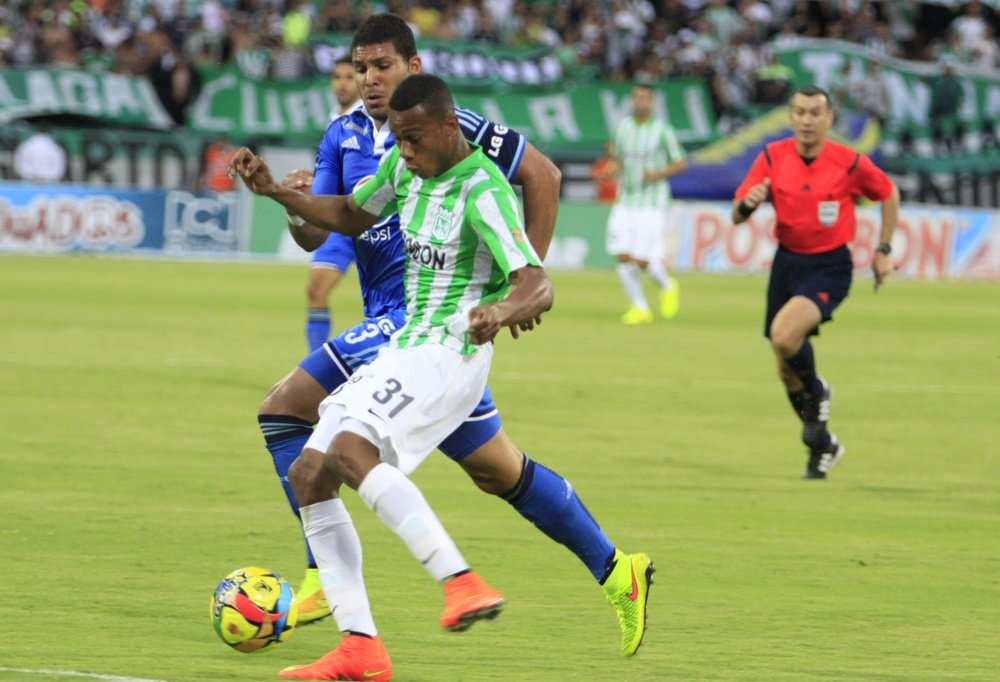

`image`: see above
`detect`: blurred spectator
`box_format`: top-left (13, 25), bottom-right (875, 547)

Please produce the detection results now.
top-left (148, 30), bottom-right (202, 125)
top-left (200, 133), bottom-right (237, 192)
top-left (283, 0), bottom-right (313, 47)
top-left (929, 56), bottom-right (964, 152)
top-left (949, 0), bottom-right (989, 53)
top-left (849, 60), bottom-right (891, 126)
top-left (14, 127), bottom-right (67, 183)
top-left (753, 52), bottom-right (794, 105)
top-left (712, 47), bottom-right (755, 130)
top-left (969, 24), bottom-right (998, 70)
top-left (828, 60), bottom-right (854, 113)
top-left (270, 35), bottom-right (311, 80)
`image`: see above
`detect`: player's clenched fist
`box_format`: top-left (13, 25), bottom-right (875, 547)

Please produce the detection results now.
top-left (228, 147), bottom-right (280, 196)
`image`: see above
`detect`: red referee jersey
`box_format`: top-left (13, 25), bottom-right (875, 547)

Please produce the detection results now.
top-left (735, 138), bottom-right (893, 254)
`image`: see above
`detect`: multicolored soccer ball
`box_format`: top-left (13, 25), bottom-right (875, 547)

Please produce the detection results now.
top-left (210, 566), bottom-right (298, 653)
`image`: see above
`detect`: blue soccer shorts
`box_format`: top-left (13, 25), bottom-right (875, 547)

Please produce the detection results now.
top-left (298, 308), bottom-right (501, 460)
top-left (311, 232), bottom-right (356, 273)
top-left (765, 244), bottom-right (853, 338)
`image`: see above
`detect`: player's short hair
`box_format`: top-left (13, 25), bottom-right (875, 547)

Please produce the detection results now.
top-left (792, 85), bottom-right (833, 110)
top-left (390, 74), bottom-right (454, 121)
top-left (351, 13), bottom-right (417, 61)
top-left (334, 54), bottom-right (353, 67)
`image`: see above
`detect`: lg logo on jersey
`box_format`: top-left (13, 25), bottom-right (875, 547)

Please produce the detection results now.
top-left (486, 125), bottom-right (508, 158)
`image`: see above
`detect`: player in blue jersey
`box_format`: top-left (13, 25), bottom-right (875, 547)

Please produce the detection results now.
top-left (303, 56), bottom-right (361, 351)
top-left (255, 14), bottom-right (653, 678)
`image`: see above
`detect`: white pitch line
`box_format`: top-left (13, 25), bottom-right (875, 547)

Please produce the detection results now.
top-left (0, 669), bottom-right (169, 682)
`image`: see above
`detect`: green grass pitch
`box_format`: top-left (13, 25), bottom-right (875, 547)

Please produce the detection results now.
top-left (1, 254), bottom-right (997, 682)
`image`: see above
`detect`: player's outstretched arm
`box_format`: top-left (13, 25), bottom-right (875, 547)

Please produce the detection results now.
top-left (511, 143), bottom-right (561, 260)
top-left (229, 147), bottom-right (377, 237)
top-left (468, 266), bottom-right (554, 345)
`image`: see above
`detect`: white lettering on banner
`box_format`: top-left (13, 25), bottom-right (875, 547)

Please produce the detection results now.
top-left (104, 74), bottom-right (145, 118)
top-left (283, 89), bottom-right (329, 132)
top-left (241, 83), bottom-right (285, 133)
top-left (164, 190), bottom-right (238, 247)
top-left (682, 85), bottom-right (712, 142)
top-left (0, 195), bottom-right (144, 250)
top-left (189, 73), bottom-right (237, 131)
top-left (57, 71), bottom-right (102, 117)
top-left (799, 52), bottom-right (843, 92)
top-left (885, 72), bottom-right (931, 126)
top-left (25, 71), bottom-right (61, 113)
top-left (527, 95), bottom-right (581, 141)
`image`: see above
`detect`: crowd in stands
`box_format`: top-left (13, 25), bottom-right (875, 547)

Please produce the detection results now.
top-left (0, 1), bottom-right (997, 128)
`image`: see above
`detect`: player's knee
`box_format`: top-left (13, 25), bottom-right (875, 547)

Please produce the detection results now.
top-left (260, 381), bottom-right (298, 417)
top-left (769, 329), bottom-right (801, 359)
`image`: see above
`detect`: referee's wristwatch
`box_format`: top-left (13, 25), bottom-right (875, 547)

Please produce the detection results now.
top-left (875, 242), bottom-right (892, 255)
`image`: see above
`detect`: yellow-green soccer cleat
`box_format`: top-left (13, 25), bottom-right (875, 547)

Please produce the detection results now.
top-left (621, 306), bottom-right (654, 325)
top-left (659, 278), bottom-right (680, 319)
top-left (603, 551), bottom-right (655, 656)
top-left (295, 568), bottom-right (331, 626)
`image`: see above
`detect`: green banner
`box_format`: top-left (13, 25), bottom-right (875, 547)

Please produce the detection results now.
top-left (774, 39), bottom-right (1000, 151)
top-left (0, 67), bottom-right (173, 127)
top-left (188, 66), bottom-right (716, 149)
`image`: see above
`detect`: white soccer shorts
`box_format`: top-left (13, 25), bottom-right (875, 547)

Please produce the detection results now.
top-left (606, 205), bottom-right (669, 261)
top-left (305, 342), bottom-right (493, 474)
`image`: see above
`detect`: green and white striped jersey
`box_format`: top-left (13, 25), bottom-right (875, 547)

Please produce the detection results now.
top-left (354, 143), bottom-right (541, 355)
top-left (613, 115), bottom-right (685, 209)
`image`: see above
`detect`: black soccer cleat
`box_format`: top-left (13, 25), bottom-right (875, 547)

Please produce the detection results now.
top-left (804, 434), bottom-right (845, 479)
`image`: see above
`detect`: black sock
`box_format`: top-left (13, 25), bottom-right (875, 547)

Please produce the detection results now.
top-left (786, 340), bottom-right (822, 397)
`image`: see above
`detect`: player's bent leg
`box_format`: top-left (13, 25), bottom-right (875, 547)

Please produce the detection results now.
top-left (279, 634), bottom-right (392, 681)
top-left (259, 365), bottom-right (341, 624)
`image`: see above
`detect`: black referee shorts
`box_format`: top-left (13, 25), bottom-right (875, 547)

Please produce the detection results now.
top-left (764, 244), bottom-right (853, 338)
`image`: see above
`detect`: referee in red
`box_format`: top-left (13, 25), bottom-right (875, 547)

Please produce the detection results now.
top-left (733, 85), bottom-right (899, 479)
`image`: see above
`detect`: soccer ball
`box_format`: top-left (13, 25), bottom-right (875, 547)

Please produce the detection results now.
top-left (210, 566), bottom-right (298, 653)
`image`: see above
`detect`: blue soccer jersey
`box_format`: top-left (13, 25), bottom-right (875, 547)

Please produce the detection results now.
top-left (311, 106), bottom-right (527, 320)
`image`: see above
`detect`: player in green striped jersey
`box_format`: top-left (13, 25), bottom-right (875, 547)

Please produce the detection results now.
top-left (232, 74), bottom-right (564, 679)
top-left (601, 84), bottom-right (688, 324)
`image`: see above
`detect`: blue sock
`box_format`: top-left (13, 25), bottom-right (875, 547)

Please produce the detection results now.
top-left (259, 414), bottom-right (317, 567)
top-left (306, 308), bottom-right (331, 352)
top-left (502, 456), bottom-right (615, 582)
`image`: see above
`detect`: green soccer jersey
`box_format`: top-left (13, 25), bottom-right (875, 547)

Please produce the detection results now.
top-left (614, 115), bottom-right (685, 209)
top-left (353, 143), bottom-right (541, 355)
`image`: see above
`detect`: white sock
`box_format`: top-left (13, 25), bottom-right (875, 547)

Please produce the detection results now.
top-left (616, 262), bottom-right (648, 310)
top-left (300, 498), bottom-right (377, 636)
top-left (357, 463), bottom-right (468, 582)
top-left (645, 260), bottom-right (671, 290)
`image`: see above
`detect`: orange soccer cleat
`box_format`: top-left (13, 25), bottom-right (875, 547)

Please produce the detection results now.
top-left (278, 633), bottom-right (392, 681)
top-left (439, 571), bottom-right (505, 632)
